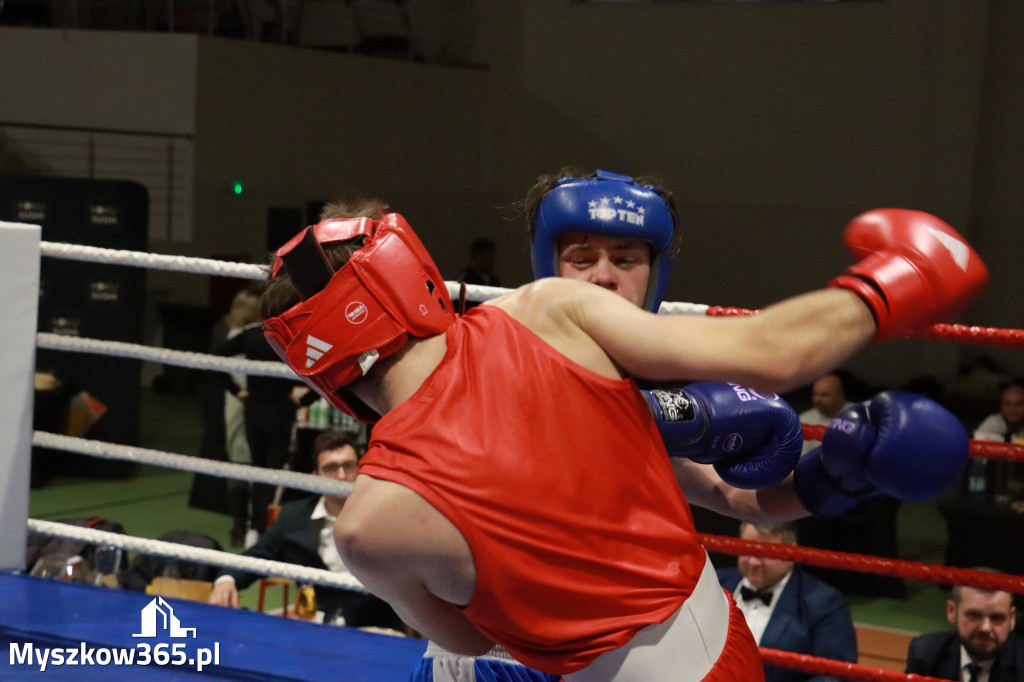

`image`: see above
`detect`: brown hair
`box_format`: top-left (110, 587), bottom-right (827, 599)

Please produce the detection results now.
top-left (311, 430), bottom-right (360, 470)
top-left (259, 190), bottom-right (389, 320)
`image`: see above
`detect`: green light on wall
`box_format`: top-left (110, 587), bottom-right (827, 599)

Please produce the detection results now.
top-left (231, 180), bottom-right (244, 195)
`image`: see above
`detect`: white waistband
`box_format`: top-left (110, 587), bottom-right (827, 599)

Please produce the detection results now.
top-left (568, 552), bottom-right (730, 682)
top-left (424, 640), bottom-right (521, 664)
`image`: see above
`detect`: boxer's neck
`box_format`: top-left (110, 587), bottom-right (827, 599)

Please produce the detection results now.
top-left (348, 333), bottom-right (448, 417)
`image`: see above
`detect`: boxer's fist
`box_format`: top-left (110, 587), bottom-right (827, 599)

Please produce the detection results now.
top-left (642, 383), bottom-right (802, 489)
top-left (794, 391), bottom-right (969, 518)
top-left (829, 209), bottom-right (988, 339)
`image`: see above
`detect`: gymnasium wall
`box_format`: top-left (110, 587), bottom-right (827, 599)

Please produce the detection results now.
top-left (1, 0), bottom-right (1021, 388)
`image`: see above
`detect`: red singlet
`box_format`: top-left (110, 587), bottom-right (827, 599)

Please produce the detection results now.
top-left (359, 306), bottom-right (707, 675)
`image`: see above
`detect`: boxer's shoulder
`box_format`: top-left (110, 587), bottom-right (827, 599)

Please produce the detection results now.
top-left (490, 280), bottom-right (630, 380)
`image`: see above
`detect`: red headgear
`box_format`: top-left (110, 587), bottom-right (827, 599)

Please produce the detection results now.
top-left (263, 213), bottom-right (455, 422)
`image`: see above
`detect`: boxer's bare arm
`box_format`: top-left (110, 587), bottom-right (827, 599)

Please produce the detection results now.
top-left (671, 459), bottom-right (809, 523)
top-left (334, 475), bottom-right (493, 655)
top-left (496, 279), bottom-right (875, 394)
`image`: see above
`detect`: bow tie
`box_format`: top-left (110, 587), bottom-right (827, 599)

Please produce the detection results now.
top-left (740, 586), bottom-right (773, 606)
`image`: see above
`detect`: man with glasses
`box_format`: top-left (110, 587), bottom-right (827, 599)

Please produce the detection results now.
top-left (208, 431), bottom-right (403, 630)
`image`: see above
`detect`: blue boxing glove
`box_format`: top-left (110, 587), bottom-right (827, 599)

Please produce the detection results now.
top-left (794, 390), bottom-right (970, 518)
top-left (641, 382), bottom-right (803, 490)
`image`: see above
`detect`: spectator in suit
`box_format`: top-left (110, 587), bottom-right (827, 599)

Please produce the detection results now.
top-left (717, 521), bottom-right (858, 682)
top-left (906, 575), bottom-right (1024, 682)
top-left (208, 431), bottom-right (403, 630)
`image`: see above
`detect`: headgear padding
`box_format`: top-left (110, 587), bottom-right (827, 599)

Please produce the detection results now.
top-left (531, 169), bottom-right (675, 312)
top-left (263, 213), bottom-right (454, 422)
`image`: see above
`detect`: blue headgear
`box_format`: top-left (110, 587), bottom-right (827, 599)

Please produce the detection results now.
top-left (530, 169), bottom-right (676, 312)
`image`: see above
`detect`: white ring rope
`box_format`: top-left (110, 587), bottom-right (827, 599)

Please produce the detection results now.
top-left (41, 240), bottom-right (710, 313)
top-left (27, 519), bottom-right (367, 592)
top-left (37, 332), bottom-right (294, 378)
top-left (28, 239), bottom-right (708, 593)
top-left (41, 241), bottom-right (267, 280)
top-left (32, 432), bottom-right (353, 498)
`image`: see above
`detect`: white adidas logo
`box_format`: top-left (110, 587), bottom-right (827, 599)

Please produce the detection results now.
top-left (926, 225), bottom-right (970, 271)
top-left (305, 335), bottom-right (333, 368)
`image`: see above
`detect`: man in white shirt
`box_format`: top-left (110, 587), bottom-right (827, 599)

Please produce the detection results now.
top-left (208, 431), bottom-right (403, 630)
top-left (799, 374), bottom-right (854, 454)
top-left (975, 385), bottom-right (1024, 442)
top-left (716, 522), bottom-right (857, 682)
top-left (972, 384), bottom-right (1024, 504)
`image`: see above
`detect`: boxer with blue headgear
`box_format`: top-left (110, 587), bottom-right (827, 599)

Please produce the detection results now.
top-left (525, 169), bottom-right (804, 489)
top-left (529, 169), bottom-right (677, 313)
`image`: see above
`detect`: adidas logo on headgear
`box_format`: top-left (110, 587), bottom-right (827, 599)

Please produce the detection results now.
top-left (305, 335), bottom-right (333, 368)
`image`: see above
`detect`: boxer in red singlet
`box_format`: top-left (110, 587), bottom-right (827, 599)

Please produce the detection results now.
top-left (260, 204), bottom-right (985, 679)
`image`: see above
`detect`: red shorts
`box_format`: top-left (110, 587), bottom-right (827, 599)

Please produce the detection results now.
top-left (701, 590), bottom-right (764, 682)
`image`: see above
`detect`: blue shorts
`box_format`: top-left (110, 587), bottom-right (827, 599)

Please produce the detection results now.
top-left (411, 642), bottom-right (562, 682)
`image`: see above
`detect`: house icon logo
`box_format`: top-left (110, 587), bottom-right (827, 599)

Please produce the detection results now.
top-left (132, 596), bottom-right (197, 638)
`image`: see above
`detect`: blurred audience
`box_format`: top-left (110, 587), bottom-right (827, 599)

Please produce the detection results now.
top-left (799, 373), bottom-right (853, 454)
top-left (455, 237), bottom-right (501, 310)
top-left (221, 284), bottom-right (262, 545)
top-left (212, 294), bottom-right (309, 536)
top-left (967, 384), bottom-right (1024, 506)
top-left (975, 384), bottom-right (1024, 442)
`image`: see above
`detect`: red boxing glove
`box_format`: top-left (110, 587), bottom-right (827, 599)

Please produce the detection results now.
top-left (830, 208), bottom-right (988, 339)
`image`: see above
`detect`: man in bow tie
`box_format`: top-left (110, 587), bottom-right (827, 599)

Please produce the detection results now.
top-left (716, 522), bottom-right (858, 682)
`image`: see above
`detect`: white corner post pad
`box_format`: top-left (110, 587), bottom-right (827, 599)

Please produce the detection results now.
top-left (0, 222), bottom-right (41, 572)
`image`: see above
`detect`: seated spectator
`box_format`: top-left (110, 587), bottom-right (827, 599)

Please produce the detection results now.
top-left (208, 431), bottom-right (404, 631)
top-left (975, 384), bottom-right (1024, 442)
top-left (717, 521), bottom-right (857, 682)
top-left (906, 573), bottom-right (1023, 681)
top-left (970, 384), bottom-right (1024, 505)
top-left (799, 373), bottom-right (853, 454)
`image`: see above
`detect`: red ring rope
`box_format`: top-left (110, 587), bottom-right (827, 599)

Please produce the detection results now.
top-left (700, 534), bottom-right (1024, 594)
top-left (802, 424), bottom-right (1024, 462)
top-left (705, 306), bottom-right (1024, 348)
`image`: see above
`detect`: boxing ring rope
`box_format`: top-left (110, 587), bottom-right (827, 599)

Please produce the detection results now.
top-left (801, 424), bottom-right (1024, 463)
top-left (36, 240), bottom-right (1024, 346)
top-left (758, 649), bottom-right (948, 682)
top-left (701, 536), bottom-right (1024, 595)
top-left (32, 432), bottom-right (352, 499)
top-left (705, 305), bottom-right (1024, 349)
top-left (13, 235), bottom-right (1024, 682)
top-left (27, 519), bottom-right (366, 592)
